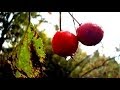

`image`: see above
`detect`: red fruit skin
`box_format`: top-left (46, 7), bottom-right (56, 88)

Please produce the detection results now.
top-left (76, 23), bottom-right (104, 46)
top-left (52, 31), bottom-right (78, 57)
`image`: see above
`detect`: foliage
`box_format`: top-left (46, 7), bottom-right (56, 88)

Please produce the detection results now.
top-left (69, 50), bottom-right (119, 78)
top-left (7, 24), bottom-right (46, 78)
top-left (0, 12), bottom-right (120, 78)
top-left (0, 12), bottom-right (46, 78)
top-left (0, 12), bottom-right (41, 53)
top-left (40, 31), bottom-right (120, 78)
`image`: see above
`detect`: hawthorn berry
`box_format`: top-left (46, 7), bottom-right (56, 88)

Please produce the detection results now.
top-left (52, 31), bottom-right (78, 57)
top-left (76, 23), bottom-right (104, 46)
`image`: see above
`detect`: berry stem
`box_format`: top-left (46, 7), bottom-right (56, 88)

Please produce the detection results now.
top-left (59, 12), bottom-right (61, 31)
top-left (72, 13), bottom-right (76, 31)
top-left (68, 12), bottom-right (81, 26)
top-left (28, 12), bottom-right (31, 25)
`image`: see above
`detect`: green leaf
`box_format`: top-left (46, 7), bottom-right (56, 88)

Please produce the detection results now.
top-left (12, 24), bottom-right (46, 78)
top-left (32, 36), bottom-right (45, 63)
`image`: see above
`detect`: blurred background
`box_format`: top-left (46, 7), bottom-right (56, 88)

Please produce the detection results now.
top-left (0, 12), bottom-right (120, 78)
top-left (34, 12), bottom-right (120, 63)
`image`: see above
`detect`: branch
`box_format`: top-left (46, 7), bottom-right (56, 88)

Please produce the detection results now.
top-left (1, 12), bottom-right (21, 38)
top-left (15, 66), bottom-right (29, 78)
top-left (7, 12), bottom-right (21, 30)
top-left (70, 55), bottom-right (90, 72)
top-left (80, 57), bottom-right (115, 77)
top-left (72, 13), bottom-right (76, 31)
top-left (8, 57), bottom-right (29, 78)
top-left (59, 12), bottom-right (61, 31)
top-left (5, 12), bottom-right (11, 21)
top-left (28, 12), bottom-right (31, 25)
top-left (68, 12), bottom-right (81, 26)
top-left (9, 12), bottom-right (21, 25)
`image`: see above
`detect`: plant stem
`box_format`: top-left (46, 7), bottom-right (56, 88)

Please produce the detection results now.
top-left (68, 12), bottom-right (81, 26)
top-left (28, 12), bottom-right (31, 25)
top-left (72, 13), bottom-right (76, 31)
top-left (59, 12), bottom-right (61, 31)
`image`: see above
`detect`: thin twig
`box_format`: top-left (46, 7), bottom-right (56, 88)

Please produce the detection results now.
top-left (72, 13), bottom-right (76, 31)
top-left (68, 12), bottom-right (81, 26)
top-left (15, 66), bottom-right (29, 78)
top-left (100, 42), bottom-right (104, 54)
top-left (18, 12), bottom-right (31, 49)
top-left (28, 12), bottom-right (31, 25)
top-left (80, 57), bottom-right (116, 77)
top-left (9, 12), bottom-right (21, 25)
top-left (71, 55), bottom-right (90, 72)
top-left (100, 42), bottom-right (104, 49)
top-left (59, 12), bottom-right (61, 31)
top-left (25, 12), bottom-right (31, 33)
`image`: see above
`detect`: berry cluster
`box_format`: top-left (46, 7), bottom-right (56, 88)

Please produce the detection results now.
top-left (52, 23), bottom-right (104, 57)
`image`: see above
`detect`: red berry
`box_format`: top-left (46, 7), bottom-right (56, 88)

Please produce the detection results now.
top-left (76, 23), bottom-right (104, 46)
top-left (52, 31), bottom-right (78, 57)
